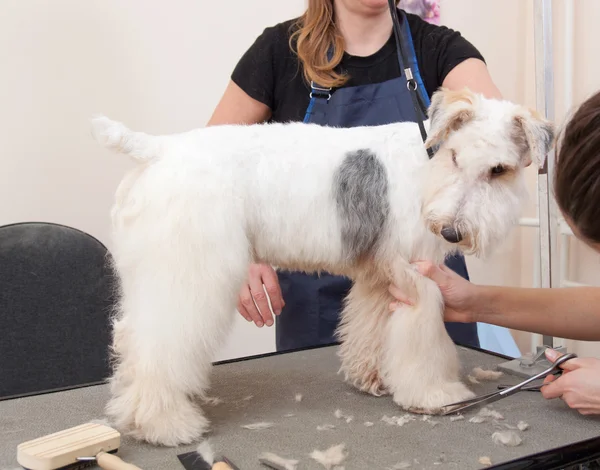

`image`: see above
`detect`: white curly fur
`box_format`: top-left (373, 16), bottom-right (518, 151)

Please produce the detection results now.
top-left (91, 88), bottom-right (554, 446)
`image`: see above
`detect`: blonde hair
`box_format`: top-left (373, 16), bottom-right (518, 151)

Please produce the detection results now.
top-left (290, 0), bottom-right (401, 89)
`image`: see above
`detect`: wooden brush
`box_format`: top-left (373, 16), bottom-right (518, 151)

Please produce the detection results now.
top-left (16, 422), bottom-right (142, 470)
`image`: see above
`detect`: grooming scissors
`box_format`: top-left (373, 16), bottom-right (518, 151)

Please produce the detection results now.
top-left (440, 352), bottom-right (578, 416)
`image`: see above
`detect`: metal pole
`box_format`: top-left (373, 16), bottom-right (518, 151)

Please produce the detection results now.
top-left (534, 0), bottom-right (559, 348)
top-left (497, 0), bottom-right (567, 377)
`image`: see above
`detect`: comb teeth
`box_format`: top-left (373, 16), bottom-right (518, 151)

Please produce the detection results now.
top-left (57, 460), bottom-right (97, 470)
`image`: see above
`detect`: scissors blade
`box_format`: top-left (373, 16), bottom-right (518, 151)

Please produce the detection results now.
top-left (440, 390), bottom-right (506, 415)
top-left (497, 384), bottom-right (543, 391)
top-left (441, 393), bottom-right (507, 415)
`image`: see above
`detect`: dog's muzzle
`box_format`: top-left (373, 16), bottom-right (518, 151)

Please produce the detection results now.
top-left (440, 226), bottom-right (463, 243)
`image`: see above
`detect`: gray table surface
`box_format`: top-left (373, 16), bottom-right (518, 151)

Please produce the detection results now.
top-left (1, 345), bottom-right (599, 470)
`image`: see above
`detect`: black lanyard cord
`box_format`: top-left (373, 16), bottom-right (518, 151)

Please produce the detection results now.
top-left (387, 0), bottom-right (434, 158)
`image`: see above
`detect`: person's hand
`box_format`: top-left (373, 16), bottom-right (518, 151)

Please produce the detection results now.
top-left (237, 263), bottom-right (284, 327)
top-left (387, 261), bottom-right (480, 323)
top-left (540, 348), bottom-right (600, 415)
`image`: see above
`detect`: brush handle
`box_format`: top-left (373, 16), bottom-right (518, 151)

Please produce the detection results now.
top-left (212, 462), bottom-right (234, 470)
top-left (96, 451), bottom-right (143, 470)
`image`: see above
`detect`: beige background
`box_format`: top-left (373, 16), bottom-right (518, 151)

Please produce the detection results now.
top-left (1, 0), bottom-right (598, 361)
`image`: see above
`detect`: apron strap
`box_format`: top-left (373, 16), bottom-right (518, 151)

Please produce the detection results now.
top-left (304, 81), bottom-right (331, 123)
top-left (304, 48), bottom-right (334, 123)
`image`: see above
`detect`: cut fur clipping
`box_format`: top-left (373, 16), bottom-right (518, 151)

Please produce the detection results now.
top-left (241, 422), bottom-right (274, 430)
top-left (295, 393), bottom-right (303, 402)
top-left (422, 415), bottom-right (440, 427)
top-left (334, 409), bottom-right (353, 423)
top-left (492, 430), bottom-right (523, 447)
top-left (472, 367), bottom-right (503, 381)
top-left (203, 396), bottom-right (223, 406)
top-left (467, 375), bottom-right (480, 385)
top-left (259, 452), bottom-right (299, 470)
top-left (364, 421), bottom-right (374, 427)
top-left (310, 443), bottom-right (347, 470)
top-left (389, 462), bottom-right (412, 469)
top-left (469, 407), bottom-right (504, 423)
top-left (382, 414), bottom-right (416, 426)
top-left (196, 440), bottom-right (215, 466)
top-left (478, 456), bottom-right (492, 467)
top-left (517, 421), bottom-right (529, 431)
top-left (317, 424), bottom-right (336, 431)
top-left (450, 415), bottom-right (465, 422)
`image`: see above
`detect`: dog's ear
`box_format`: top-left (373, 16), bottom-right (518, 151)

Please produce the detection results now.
top-left (511, 108), bottom-right (555, 169)
top-left (425, 88), bottom-right (477, 151)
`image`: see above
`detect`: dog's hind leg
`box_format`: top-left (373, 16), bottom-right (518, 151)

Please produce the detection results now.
top-left (105, 215), bottom-right (249, 446)
top-left (336, 281), bottom-right (390, 396)
top-left (380, 266), bottom-right (474, 414)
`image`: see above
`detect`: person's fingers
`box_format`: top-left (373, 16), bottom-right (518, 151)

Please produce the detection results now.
top-left (545, 348), bottom-right (582, 371)
top-left (237, 299), bottom-right (253, 323)
top-left (545, 348), bottom-right (563, 363)
top-left (412, 261), bottom-right (436, 277)
top-left (540, 375), bottom-right (566, 400)
top-left (412, 261), bottom-right (450, 285)
top-left (239, 283), bottom-right (264, 327)
top-left (247, 265), bottom-right (274, 326)
top-left (543, 374), bottom-right (558, 385)
top-left (388, 284), bottom-right (414, 305)
top-left (261, 266), bottom-right (284, 316)
top-left (248, 275), bottom-right (273, 327)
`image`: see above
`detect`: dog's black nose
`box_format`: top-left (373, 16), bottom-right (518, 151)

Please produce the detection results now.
top-left (441, 226), bottom-right (463, 243)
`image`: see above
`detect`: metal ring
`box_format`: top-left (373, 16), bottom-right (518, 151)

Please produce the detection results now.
top-left (310, 92), bottom-right (331, 101)
top-left (310, 81), bottom-right (332, 93)
top-left (407, 79), bottom-right (418, 91)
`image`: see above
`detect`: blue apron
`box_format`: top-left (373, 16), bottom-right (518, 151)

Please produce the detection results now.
top-left (275, 9), bottom-right (479, 352)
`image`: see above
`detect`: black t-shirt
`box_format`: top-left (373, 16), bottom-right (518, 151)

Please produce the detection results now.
top-left (231, 10), bottom-right (485, 124)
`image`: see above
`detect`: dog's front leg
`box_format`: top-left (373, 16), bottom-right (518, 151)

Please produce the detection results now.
top-left (380, 265), bottom-right (474, 414)
top-left (336, 280), bottom-right (391, 396)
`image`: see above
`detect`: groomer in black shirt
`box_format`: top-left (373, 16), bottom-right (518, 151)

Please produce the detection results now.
top-left (208, 0), bottom-right (503, 353)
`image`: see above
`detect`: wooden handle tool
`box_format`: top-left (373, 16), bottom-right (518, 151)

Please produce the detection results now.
top-left (93, 451), bottom-right (143, 470)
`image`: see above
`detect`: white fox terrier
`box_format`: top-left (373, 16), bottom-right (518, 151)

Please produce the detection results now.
top-left (91, 88), bottom-right (554, 446)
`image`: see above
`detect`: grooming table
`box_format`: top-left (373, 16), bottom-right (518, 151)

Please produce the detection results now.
top-left (1, 345), bottom-right (600, 470)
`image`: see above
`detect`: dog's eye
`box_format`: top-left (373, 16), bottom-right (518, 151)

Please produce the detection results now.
top-left (490, 164), bottom-right (506, 176)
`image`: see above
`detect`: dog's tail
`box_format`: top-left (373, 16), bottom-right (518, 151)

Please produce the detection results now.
top-left (90, 115), bottom-right (161, 162)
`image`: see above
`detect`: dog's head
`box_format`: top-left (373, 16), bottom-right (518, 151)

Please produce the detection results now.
top-left (421, 87), bottom-right (555, 257)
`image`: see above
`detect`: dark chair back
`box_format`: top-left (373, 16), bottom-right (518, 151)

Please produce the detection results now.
top-left (0, 222), bottom-right (115, 399)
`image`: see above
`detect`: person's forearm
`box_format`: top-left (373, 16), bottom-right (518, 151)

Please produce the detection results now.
top-left (474, 286), bottom-right (600, 341)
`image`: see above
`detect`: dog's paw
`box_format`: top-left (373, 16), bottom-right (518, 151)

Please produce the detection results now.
top-left (128, 398), bottom-right (209, 446)
top-left (106, 387), bottom-right (209, 446)
top-left (343, 369), bottom-right (389, 397)
top-left (393, 381), bottom-right (474, 415)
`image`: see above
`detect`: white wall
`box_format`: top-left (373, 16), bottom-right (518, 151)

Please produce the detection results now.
top-left (2, 0), bottom-right (600, 361)
top-left (0, 0), bottom-right (305, 361)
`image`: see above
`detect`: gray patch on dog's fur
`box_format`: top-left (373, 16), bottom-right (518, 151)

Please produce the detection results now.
top-left (333, 149), bottom-right (389, 261)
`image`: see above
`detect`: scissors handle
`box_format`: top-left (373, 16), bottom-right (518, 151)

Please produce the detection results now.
top-left (440, 352), bottom-right (578, 415)
top-left (499, 352), bottom-right (578, 396)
